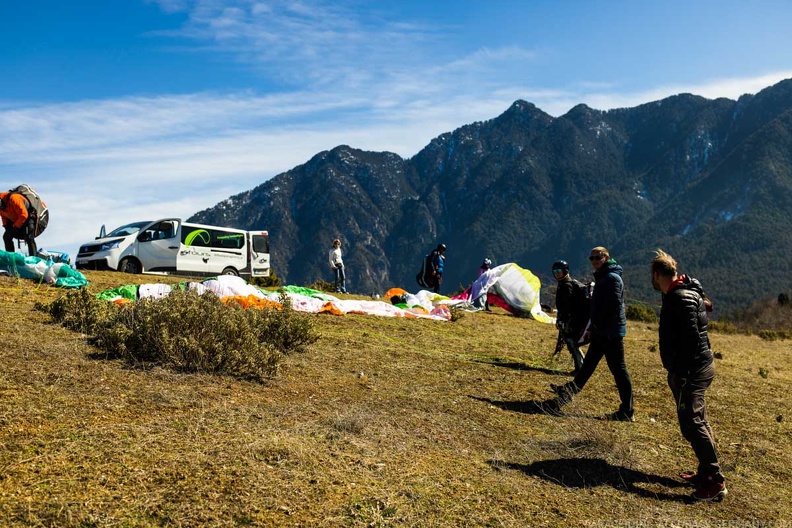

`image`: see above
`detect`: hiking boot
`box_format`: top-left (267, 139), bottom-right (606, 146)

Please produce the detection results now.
top-left (692, 475), bottom-right (727, 502)
top-left (680, 471), bottom-right (702, 487)
top-left (549, 382), bottom-right (576, 399)
top-left (542, 399), bottom-right (564, 417)
top-left (603, 410), bottom-right (635, 422)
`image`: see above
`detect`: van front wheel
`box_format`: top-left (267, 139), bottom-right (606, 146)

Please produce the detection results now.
top-left (119, 258), bottom-right (142, 274)
top-left (221, 267), bottom-right (239, 276)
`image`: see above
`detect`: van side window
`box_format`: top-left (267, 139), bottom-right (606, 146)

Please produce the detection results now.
top-left (214, 233), bottom-right (244, 249)
top-left (182, 227), bottom-right (211, 247)
top-left (160, 221), bottom-right (178, 239)
top-left (144, 220), bottom-right (179, 241)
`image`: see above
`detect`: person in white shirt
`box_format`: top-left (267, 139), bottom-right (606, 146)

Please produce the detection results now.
top-left (328, 239), bottom-right (347, 293)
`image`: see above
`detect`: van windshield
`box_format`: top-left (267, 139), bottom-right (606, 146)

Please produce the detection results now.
top-left (107, 221), bottom-right (153, 237)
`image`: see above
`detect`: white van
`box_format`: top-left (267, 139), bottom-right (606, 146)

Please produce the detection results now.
top-left (75, 218), bottom-right (270, 279)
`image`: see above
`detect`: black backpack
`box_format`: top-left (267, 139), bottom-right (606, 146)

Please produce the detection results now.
top-left (8, 184), bottom-right (49, 237)
top-left (570, 278), bottom-right (591, 321)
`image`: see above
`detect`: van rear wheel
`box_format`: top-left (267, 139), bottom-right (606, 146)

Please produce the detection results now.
top-left (221, 267), bottom-right (239, 276)
top-left (119, 257), bottom-right (142, 274)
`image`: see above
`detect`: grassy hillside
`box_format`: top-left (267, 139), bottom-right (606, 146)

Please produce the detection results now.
top-left (0, 272), bottom-right (789, 526)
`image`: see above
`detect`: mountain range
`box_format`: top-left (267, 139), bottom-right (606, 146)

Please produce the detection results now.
top-left (189, 78), bottom-right (792, 316)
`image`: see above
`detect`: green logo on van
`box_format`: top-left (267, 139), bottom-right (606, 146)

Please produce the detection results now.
top-left (184, 229), bottom-right (211, 247)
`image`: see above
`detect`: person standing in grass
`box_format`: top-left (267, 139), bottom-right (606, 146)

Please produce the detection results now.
top-left (478, 257), bottom-right (492, 311)
top-left (430, 243), bottom-right (446, 294)
top-left (549, 246), bottom-right (634, 422)
top-left (328, 238), bottom-right (347, 294)
top-left (650, 249), bottom-right (726, 502)
top-left (551, 259), bottom-right (587, 374)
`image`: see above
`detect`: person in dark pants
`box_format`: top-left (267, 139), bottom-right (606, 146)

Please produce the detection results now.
top-left (328, 239), bottom-right (347, 293)
top-left (478, 258), bottom-right (492, 311)
top-left (651, 249), bottom-right (726, 502)
top-left (430, 243), bottom-right (446, 294)
top-left (552, 259), bottom-right (586, 373)
top-left (550, 247), bottom-right (634, 422)
top-left (0, 191), bottom-right (38, 256)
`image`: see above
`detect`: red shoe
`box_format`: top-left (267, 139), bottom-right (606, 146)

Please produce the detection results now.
top-left (692, 475), bottom-right (727, 502)
top-left (680, 471), bottom-right (701, 487)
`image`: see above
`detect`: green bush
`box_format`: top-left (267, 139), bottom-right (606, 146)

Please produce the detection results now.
top-left (708, 320), bottom-right (739, 334)
top-left (625, 304), bottom-right (658, 323)
top-left (245, 292), bottom-right (318, 355)
top-left (43, 288), bottom-right (319, 381)
top-left (250, 268), bottom-right (282, 288)
top-left (307, 278), bottom-right (335, 292)
top-left (35, 288), bottom-right (111, 334)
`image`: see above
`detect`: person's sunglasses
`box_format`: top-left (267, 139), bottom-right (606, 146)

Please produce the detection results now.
top-left (552, 269), bottom-right (564, 273)
top-left (589, 255), bottom-right (604, 261)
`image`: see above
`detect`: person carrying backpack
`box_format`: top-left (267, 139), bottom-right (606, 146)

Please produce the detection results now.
top-left (552, 259), bottom-right (588, 373)
top-left (0, 189), bottom-right (46, 257)
top-left (429, 243), bottom-right (446, 293)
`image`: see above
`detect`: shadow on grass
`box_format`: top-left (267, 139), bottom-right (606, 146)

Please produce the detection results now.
top-left (474, 357), bottom-right (571, 377)
top-left (469, 395), bottom-right (566, 416)
top-left (490, 457), bottom-right (690, 502)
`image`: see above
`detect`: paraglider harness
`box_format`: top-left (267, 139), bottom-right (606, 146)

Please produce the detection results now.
top-left (3, 184), bottom-right (49, 239)
top-left (416, 250), bottom-right (440, 289)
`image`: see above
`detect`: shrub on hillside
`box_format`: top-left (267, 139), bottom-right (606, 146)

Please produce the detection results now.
top-left (625, 304), bottom-right (658, 323)
top-left (719, 296), bottom-right (792, 338)
top-left (35, 287), bottom-right (111, 334)
top-left (41, 289), bottom-right (319, 381)
top-left (250, 268), bottom-right (282, 288)
top-left (307, 279), bottom-right (335, 292)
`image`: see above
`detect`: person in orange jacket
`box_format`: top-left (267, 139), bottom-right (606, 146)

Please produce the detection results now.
top-left (0, 191), bottom-right (40, 256)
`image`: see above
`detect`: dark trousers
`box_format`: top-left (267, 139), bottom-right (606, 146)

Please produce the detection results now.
top-left (333, 265), bottom-right (346, 292)
top-left (668, 363), bottom-right (722, 478)
top-left (564, 336), bottom-right (585, 373)
top-left (3, 223), bottom-right (37, 257)
top-left (432, 273), bottom-right (442, 294)
top-left (572, 334), bottom-right (633, 414)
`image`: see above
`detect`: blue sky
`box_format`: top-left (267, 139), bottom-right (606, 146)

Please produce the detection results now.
top-left (2, 0), bottom-right (792, 260)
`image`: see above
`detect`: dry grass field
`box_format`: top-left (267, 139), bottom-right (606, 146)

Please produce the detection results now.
top-left (0, 271), bottom-right (789, 527)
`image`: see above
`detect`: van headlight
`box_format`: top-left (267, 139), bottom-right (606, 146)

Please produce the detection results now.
top-left (100, 240), bottom-right (122, 251)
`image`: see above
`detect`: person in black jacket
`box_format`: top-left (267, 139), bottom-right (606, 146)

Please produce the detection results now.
top-left (550, 247), bottom-right (634, 422)
top-left (430, 243), bottom-right (446, 294)
top-left (552, 259), bottom-right (586, 373)
top-left (651, 249), bottom-right (726, 502)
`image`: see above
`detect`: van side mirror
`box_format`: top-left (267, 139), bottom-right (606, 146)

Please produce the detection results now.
top-left (96, 224), bottom-right (106, 239)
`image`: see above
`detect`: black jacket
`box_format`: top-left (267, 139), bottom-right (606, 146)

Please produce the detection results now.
top-left (555, 277), bottom-right (588, 334)
top-left (590, 260), bottom-right (627, 338)
top-left (659, 275), bottom-right (713, 377)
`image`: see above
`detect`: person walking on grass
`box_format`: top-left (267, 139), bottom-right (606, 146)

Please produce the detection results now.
top-left (551, 259), bottom-right (587, 374)
top-left (650, 249), bottom-right (726, 502)
top-left (549, 247), bottom-right (634, 422)
top-left (328, 239), bottom-right (347, 294)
